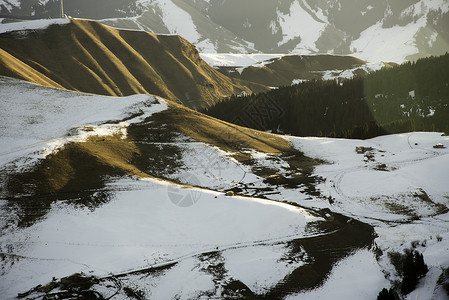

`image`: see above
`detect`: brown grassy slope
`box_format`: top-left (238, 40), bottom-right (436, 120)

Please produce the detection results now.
top-left (0, 19), bottom-right (265, 109)
top-left (5, 98), bottom-right (315, 226)
top-left (162, 101), bottom-right (291, 155)
top-left (217, 54), bottom-right (368, 86)
top-left (10, 99), bottom-right (297, 194)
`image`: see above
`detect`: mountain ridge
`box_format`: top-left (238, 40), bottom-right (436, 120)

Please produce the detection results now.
top-left (0, 18), bottom-right (265, 109)
top-left (2, 0), bottom-right (448, 62)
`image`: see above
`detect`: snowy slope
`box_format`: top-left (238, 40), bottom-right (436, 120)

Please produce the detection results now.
top-left (106, 0), bottom-right (449, 62)
top-left (0, 178), bottom-right (319, 299)
top-left (0, 78), bottom-right (325, 299)
top-left (0, 77), bottom-right (167, 169)
top-left (287, 133), bottom-right (449, 299)
top-left (351, 0), bottom-right (449, 62)
top-left (0, 78), bottom-right (448, 299)
top-left (276, 0), bottom-right (328, 53)
top-left (138, 0), bottom-right (201, 44)
top-left (100, 0), bottom-right (256, 53)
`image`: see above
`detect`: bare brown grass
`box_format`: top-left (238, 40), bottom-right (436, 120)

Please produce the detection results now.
top-left (0, 19), bottom-right (266, 109)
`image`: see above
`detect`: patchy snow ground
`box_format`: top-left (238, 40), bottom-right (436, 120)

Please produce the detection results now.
top-left (200, 53), bottom-right (284, 68)
top-left (0, 78), bottom-right (320, 299)
top-left (0, 78), bottom-right (448, 299)
top-left (286, 249), bottom-right (389, 300)
top-left (287, 132), bottom-right (449, 299)
top-left (200, 53), bottom-right (386, 83)
top-left (0, 78), bottom-right (167, 169)
top-left (288, 133), bottom-right (449, 220)
top-left (0, 177), bottom-right (320, 298)
top-left (170, 140), bottom-right (261, 190)
top-left (321, 61), bottom-right (386, 81)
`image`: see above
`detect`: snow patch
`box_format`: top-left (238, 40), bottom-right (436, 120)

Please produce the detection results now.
top-left (0, 78), bottom-right (167, 169)
top-left (277, 0), bottom-right (327, 52)
top-left (139, 0), bottom-right (200, 43)
top-left (223, 244), bottom-right (305, 294)
top-left (285, 250), bottom-right (388, 300)
top-left (200, 53), bottom-right (284, 68)
top-left (0, 18), bottom-right (70, 34)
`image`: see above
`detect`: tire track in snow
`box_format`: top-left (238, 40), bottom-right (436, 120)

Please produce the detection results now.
top-left (100, 227), bottom-right (344, 279)
top-left (316, 133), bottom-right (449, 223)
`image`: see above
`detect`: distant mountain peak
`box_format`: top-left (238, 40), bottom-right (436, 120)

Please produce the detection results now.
top-left (1, 0), bottom-right (448, 62)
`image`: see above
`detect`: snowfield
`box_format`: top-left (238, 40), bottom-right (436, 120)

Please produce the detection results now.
top-left (287, 133), bottom-right (449, 300)
top-left (0, 178), bottom-right (319, 299)
top-left (0, 18), bottom-right (70, 34)
top-left (0, 78), bottom-right (448, 299)
top-left (288, 133), bottom-right (449, 220)
top-left (200, 53), bottom-right (285, 68)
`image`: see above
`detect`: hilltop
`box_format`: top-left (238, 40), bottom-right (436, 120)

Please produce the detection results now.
top-left (0, 18), bottom-right (264, 109)
top-left (0, 77), bottom-right (375, 299)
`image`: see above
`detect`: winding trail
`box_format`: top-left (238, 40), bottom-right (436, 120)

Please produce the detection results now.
top-left (318, 133), bottom-right (449, 223)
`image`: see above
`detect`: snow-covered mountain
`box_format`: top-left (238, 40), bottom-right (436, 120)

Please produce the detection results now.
top-left (1, 0), bottom-right (448, 62)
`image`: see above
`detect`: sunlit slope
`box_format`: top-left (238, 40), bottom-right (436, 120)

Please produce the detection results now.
top-left (4, 78), bottom-right (449, 299)
top-left (5, 99), bottom-right (299, 202)
top-left (1, 78), bottom-right (305, 225)
top-left (0, 19), bottom-right (263, 109)
top-left (0, 78), bottom-right (375, 299)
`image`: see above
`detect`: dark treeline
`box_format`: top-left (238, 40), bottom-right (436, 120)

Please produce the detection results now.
top-left (202, 53), bottom-right (449, 139)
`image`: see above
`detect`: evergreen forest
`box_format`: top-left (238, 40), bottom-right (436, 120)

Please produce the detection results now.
top-left (202, 53), bottom-right (449, 139)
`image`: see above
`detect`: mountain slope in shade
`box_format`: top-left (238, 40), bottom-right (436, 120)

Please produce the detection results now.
top-left (0, 18), bottom-right (265, 109)
top-left (2, 0), bottom-right (446, 63)
top-left (101, 0), bottom-right (257, 53)
top-left (120, 0), bottom-right (449, 62)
